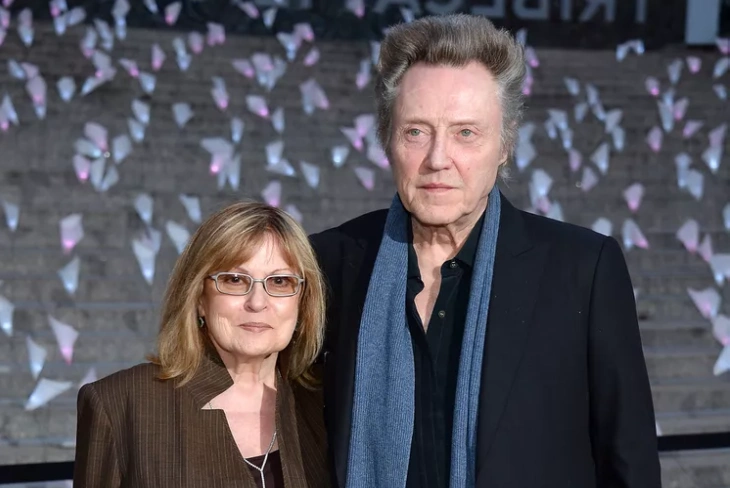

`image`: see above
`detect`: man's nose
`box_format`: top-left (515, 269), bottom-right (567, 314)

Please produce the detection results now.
top-left (424, 132), bottom-right (452, 171)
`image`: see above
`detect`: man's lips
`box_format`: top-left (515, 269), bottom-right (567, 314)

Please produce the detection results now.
top-left (420, 183), bottom-right (454, 190)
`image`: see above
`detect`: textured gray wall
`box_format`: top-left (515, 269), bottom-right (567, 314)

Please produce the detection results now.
top-left (0, 20), bottom-right (729, 484)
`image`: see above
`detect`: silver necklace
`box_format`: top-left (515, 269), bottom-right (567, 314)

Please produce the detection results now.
top-left (244, 428), bottom-right (278, 488)
top-left (208, 400), bottom-right (278, 488)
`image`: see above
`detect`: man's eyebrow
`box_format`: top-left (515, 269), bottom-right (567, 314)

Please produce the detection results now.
top-left (397, 118), bottom-right (486, 127)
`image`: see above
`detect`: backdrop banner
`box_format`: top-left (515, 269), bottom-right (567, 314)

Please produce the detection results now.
top-left (15, 0), bottom-right (691, 48)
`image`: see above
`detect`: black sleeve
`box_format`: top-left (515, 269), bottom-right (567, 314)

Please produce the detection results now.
top-left (587, 237), bottom-right (661, 488)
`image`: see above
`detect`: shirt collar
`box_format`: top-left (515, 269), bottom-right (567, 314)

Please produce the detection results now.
top-left (407, 210), bottom-right (486, 279)
top-left (456, 211), bottom-right (485, 268)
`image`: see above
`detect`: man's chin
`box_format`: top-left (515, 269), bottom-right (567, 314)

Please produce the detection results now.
top-left (410, 207), bottom-right (461, 227)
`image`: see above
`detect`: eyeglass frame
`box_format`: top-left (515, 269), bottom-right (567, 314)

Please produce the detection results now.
top-left (207, 272), bottom-right (305, 297)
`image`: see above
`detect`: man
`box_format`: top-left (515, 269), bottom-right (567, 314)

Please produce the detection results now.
top-left (310, 14), bottom-right (661, 488)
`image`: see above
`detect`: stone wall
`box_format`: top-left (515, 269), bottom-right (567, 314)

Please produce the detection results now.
top-left (0, 20), bottom-right (728, 485)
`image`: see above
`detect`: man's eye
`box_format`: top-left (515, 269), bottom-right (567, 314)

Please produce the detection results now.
top-left (407, 128), bottom-right (421, 137)
top-left (460, 129), bottom-right (473, 137)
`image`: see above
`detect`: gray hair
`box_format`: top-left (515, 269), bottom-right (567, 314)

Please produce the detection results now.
top-left (374, 14), bottom-right (526, 177)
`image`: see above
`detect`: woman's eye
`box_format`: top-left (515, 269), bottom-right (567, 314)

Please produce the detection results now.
top-left (222, 275), bottom-right (246, 285)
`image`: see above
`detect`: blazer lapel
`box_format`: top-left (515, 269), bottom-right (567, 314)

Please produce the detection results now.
top-left (277, 378), bottom-right (310, 487)
top-left (184, 352), bottom-right (234, 409)
top-left (327, 231), bottom-right (383, 487)
top-left (178, 353), bottom-right (255, 486)
top-left (182, 353), bottom-right (312, 487)
top-left (477, 194), bottom-right (549, 460)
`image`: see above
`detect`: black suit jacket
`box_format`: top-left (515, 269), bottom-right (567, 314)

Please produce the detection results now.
top-left (310, 193), bottom-right (661, 488)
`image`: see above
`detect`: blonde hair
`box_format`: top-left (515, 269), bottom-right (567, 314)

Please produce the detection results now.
top-left (149, 201), bottom-right (326, 388)
top-left (375, 14), bottom-right (526, 176)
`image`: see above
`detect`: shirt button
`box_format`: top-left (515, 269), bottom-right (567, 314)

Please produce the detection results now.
top-left (449, 261), bottom-right (458, 269)
top-left (438, 310), bottom-right (446, 319)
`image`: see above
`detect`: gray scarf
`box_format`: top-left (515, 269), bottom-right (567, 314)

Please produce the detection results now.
top-left (345, 188), bottom-right (502, 487)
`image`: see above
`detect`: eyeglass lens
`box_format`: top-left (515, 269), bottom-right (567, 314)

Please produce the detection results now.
top-left (215, 273), bottom-right (300, 296)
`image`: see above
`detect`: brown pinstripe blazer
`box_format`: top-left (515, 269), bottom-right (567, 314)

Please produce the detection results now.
top-left (73, 353), bottom-right (329, 488)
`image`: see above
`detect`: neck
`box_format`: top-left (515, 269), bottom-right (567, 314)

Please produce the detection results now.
top-left (411, 201), bottom-right (487, 260)
top-left (216, 348), bottom-right (279, 391)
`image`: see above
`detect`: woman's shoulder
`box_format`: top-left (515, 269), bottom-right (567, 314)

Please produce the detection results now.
top-left (77, 363), bottom-right (185, 454)
top-left (81, 362), bottom-right (168, 401)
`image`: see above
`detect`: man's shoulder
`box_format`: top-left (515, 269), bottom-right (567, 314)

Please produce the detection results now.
top-left (517, 208), bottom-right (609, 256)
top-left (310, 209), bottom-right (389, 250)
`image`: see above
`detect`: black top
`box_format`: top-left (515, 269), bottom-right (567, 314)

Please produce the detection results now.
top-left (246, 450), bottom-right (284, 488)
top-left (405, 212), bottom-right (484, 488)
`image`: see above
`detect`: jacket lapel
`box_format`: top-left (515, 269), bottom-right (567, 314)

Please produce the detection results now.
top-left (277, 378), bottom-right (311, 488)
top-left (184, 352), bottom-right (234, 408)
top-left (178, 353), bottom-right (254, 485)
top-left (183, 353), bottom-right (313, 487)
top-left (327, 230), bottom-right (383, 488)
top-left (476, 194), bottom-right (549, 462)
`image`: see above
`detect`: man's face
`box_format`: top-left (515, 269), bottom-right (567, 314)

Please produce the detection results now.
top-left (390, 61), bottom-right (506, 227)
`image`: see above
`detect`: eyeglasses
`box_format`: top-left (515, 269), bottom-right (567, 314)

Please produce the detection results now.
top-left (207, 272), bottom-right (305, 297)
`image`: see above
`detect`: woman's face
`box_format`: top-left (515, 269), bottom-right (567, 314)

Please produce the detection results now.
top-left (198, 235), bottom-right (301, 362)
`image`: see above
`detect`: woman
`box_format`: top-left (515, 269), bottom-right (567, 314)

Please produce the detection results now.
top-left (74, 202), bottom-right (329, 488)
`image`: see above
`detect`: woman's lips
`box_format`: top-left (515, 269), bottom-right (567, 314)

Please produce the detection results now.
top-left (239, 322), bottom-right (272, 332)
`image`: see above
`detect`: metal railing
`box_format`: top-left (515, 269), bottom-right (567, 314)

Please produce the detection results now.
top-left (1, 432), bottom-right (729, 484)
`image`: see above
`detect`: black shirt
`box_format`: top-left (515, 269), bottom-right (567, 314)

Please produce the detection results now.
top-left (405, 213), bottom-right (485, 488)
top-left (246, 450), bottom-right (284, 488)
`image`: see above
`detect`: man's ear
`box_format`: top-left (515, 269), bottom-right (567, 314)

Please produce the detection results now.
top-left (500, 147), bottom-right (510, 166)
top-left (498, 139), bottom-right (511, 167)
top-left (503, 122), bottom-right (519, 163)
